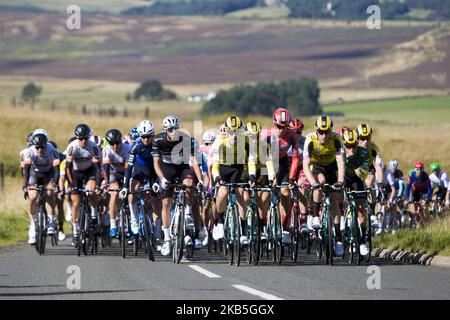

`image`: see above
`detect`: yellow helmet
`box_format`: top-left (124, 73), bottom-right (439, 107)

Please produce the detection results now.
top-left (356, 123), bottom-right (372, 138)
top-left (245, 121), bottom-right (261, 136)
top-left (224, 116), bottom-right (243, 131)
top-left (343, 129), bottom-right (358, 146)
top-left (314, 115), bottom-right (333, 132)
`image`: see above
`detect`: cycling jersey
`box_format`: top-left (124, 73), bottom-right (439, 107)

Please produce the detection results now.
top-left (103, 143), bottom-right (131, 174)
top-left (405, 171), bottom-right (432, 200)
top-left (124, 138), bottom-right (156, 187)
top-left (23, 144), bottom-right (60, 173)
top-left (19, 145), bottom-right (31, 170)
top-left (344, 146), bottom-right (370, 179)
top-left (66, 139), bottom-right (101, 171)
top-left (384, 169), bottom-right (405, 198)
top-left (152, 131), bottom-right (195, 165)
top-left (303, 131), bottom-right (343, 166)
top-left (197, 144), bottom-right (209, 174)
top-left (261, 127), bottom-right (299, 181)
top-left (429, 171), bottom-right (449, 189)
top-left (368, 142), bottom-right (382, 169)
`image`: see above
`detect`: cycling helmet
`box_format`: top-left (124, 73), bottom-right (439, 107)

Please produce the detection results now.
top-left (414, 161), bottom-right (424, 169)
top-left (162, 115), bottom-right (180, 130)
top-left (130, 127), bottom-right (140, 142)
top-left (74, 124), bottom-right (91, 139)
top-left (224, 116), bottom-right (243, 131)
top-left (105, 129), bottom-right (122, 145)
top-left (388, 160), bottom-right (399, 171)
top-left (33, 128), bottom-right (48, 138)
top-left (219, 124), bottom-right (227, 136)
top-left (342, 129), bottom-right (358, 146)
top-left (430, 162), bottom-right (441, 171)
top-left (314, 115), bottom-right (333, 132)
top-left (337, 126), bottom-right (350, 137)
top-left (356, 123), bottom-right (372, 138)
top-left (245, 121), bottom-right (261, 136)
top-left (202, 130), bottom-right (217, 144)
top-left (90, 135), bottom-right (103, 148)
top-left (26, 132), bottom-right (33, 144)
top-left (31, 133), bottom-right (48, 148)
top-left (137, 120), bottom-right (155, 136)
top-left (273, 107), bottom-right (291, 127)
top-left (289, 117), bottom-right (304, 131)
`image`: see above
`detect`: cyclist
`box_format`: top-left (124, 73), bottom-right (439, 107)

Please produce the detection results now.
top-left (65, 124), bottom-right (102, 247)
top-left (103, 129), bottom-right (132, 238)
top-left (428, 162), bottom-right (448, 214)
top-left (404, 161), bottom-right (432, 228)
top-left (152, 115), bottom-right (204, 256)
top-left (288, 117), bottom-right (310, 234)
top-left (303, 115), bottom-right (346, 256)
top-left (342, 129), bottom-right (371, 256)
top-left (199, 130), bottom-right (217, 246)
top-left (23, 133), bottom-right (60, 245)
top-left (356, 123), bottom-right (383, 226)
top-left (259, 108), bottom-right (300, 245)
top-left (59, 137), bottom-right (77, 225)
top-left (381, 160), bottom-right (405, 233)
top-left (119, 120), bottom-right (159, 239)
top-left (211, 116), bottom-right (252, 246)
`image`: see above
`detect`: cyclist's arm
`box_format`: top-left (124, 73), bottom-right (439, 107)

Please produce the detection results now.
top-left (397, 179), bottom-right (405, 199)
top-left (335, 139), bottom-right (345, 183)
top-left (405, 177), bottom-right (412, 201)
top-left (23, 164), bottom-right (31, 187)
top-left (289, 142), bottom-right (300, 181)
top-left (302, 139), bottom-right (316, 185)
top-left (123, 144), bottom-right (137, 188)
top-left (102, 149), bottom-right (110, 185)
top-left (262, 134), bottom-right (275, 181)
top-left (426, 179), bottom-right (432, 201)
top-left (190, 155), bottom-right (203, 183)
top-left (373, 145), bottom-right (383, 184)
top-left (210, 140), bottom-right (221, 181)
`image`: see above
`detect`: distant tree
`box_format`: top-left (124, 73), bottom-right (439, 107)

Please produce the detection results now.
top-left (125, 92), bottom-right (132, 101)
top-left (21, 82), bottom-right (42, 107)
top-left (133, 79), bottom-right (177, 101)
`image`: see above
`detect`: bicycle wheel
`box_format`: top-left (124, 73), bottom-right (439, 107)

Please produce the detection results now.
top-left (271, 207), bottom-right (283, 264)
top-left (352, 211), bottom-right (361, 265)
top-left (142, 207), bottom-right (154, 262)
top-left (77, 207), bottom-right (86, 257)
top-left (249, 211), bottom-right (261, 265)
top-left (173, 205), bottom-right (185, 264)
top-left (225, 208), bottom-right (234, 266)
top-left (292, 205), bottom-right (300, 262)
top-left (120, 205), bottom-right (127, 259)
top-left (36, 207), bottom-right (45, 255)
top-left (323, 207), bottom-right (333, 266)
top-left (234, 208), bottom-right (241, 267)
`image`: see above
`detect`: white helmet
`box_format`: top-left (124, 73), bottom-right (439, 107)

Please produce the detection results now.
top-left (90, 135), bottom-right (102, 148)
top-left (137, 120), bottom-right (155, 136)
top-left (389, 160), bottom-right (399, 171)
top-left (202, 130), bottom-right (217, 144)
top-left (162, 115), bottom-right (180, 130)
top-left (33, 128), bottom-right (48, 138)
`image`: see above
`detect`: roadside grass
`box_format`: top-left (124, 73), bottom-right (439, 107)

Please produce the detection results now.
top-left (373, 216), bottom-right (450, 256)
top-left (0, 178), bottom-right (28, 247)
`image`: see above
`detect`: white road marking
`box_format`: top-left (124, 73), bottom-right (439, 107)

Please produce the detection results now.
top-left (232, 284), bottom-right (284, 300)
top-left (188, 265), bottom-right (222, 278)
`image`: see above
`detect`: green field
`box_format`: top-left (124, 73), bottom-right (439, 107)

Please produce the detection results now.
top-left (324, 96), bottom-right (450, 124)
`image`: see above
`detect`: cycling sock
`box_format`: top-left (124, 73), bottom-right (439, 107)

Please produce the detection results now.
top-left (73, 223), bottom-right (80, 236)
top-left (163, 227), bottom-right (170, 241)
top-left (195, 229), bottom-right (200, 240)
top-left (129, 202), bottom-right (137, 222)
top-left (334, 223), bottom-right (342, 242)
top-left (110, 219), bottom-right (117, 229)
top-left (217, 212), bottom-right (224, 224)
top-left (313, 202), bottom-right (321, 217)
top-left (360, 226), bottom-right (366, 244)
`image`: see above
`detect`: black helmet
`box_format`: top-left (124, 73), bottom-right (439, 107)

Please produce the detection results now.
top-left (26, 132), bottom-right (33, 143)
top-left (68, 136), bottom-right (77, 144)
top-left (74, 124), bottom-right (91, 139)
top-left (105, 129), bottom-right (122, 145)
top-left (32, 134), bottom-right (48, 148)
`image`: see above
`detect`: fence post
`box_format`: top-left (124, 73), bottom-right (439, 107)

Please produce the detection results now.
top-left (0, 162), bottom-right (4, 191)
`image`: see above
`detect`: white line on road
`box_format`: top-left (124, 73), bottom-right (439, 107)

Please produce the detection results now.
top-left (188, 265), bottom-right (222, 278)
top-left (232, 284), bottom-right (284, 300)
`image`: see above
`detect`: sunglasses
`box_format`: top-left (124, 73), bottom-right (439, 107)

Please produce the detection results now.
top-left (78, 137), bottom-right (89, 141)
top-left (275, 125), bottom-right (287, 130)
top-left (36, 146), bottom-right (46, 150)
top-left (204, 142), bottom-right (211, 146)
top-left (167, 127), bottom-right (179, 133)
top-left (141, 135), bottom-right (154, 140)
top-left (359, 136), bottom-right (370, 141)
top-left (110, 142), bottom-right (121, 146)
top-left (345, 144), bottom-right (357, 148)
top-left (317, 130), bottom-right (330, 135)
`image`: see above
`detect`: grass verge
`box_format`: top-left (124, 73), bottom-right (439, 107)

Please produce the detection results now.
top-left (373, 216), bottom-right (450, 256)
top-left (0, 212), bottom-right (28, 247)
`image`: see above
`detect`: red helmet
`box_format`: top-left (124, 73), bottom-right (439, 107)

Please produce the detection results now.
top-left (273, 107), bottom-right (291, 127)
top-left (289, 117), bottom-right (304, 131)
top-left (414, 161), bottom-right (424, 169)
top-left (337, 126), bottom-right (350, 137)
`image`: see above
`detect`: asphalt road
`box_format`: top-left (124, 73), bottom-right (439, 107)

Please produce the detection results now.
top-left (1, 237), bottom-right (450, 300)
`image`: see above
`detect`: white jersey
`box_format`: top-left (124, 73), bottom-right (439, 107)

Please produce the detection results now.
top-left (23, 143), bottom-right (60, 172)
top-left (429, 171), bottom-right (449, 189)
top-left (66, 139), bottom-right (101, 171)
top-left (103, 143), bottom-right (131, 173)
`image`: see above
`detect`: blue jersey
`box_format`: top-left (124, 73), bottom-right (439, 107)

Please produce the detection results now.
top-left (128, 138), bottom-right (154, 168)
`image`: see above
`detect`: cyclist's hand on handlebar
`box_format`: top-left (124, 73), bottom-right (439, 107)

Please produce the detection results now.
top-left (288, 179), bottom-right (296, 190)
top-left (119, 188), bottom-right (128, 199)
top-left (333, 181), bottom-right (344, 190)
top-left (152, 183), bottom-right (160, 194)
top-left (197, 181), bottom-right (205, 192)
top-left (22, 184), bottom-right (29, 193)
top-left (311, 182), bottom-right (321, 190)
top-left (214, 176), bottom-right (222, 188)
top-left (161, 178), bottom-right (170, 190)
top-left (249, 175), bottom-right (256, 188)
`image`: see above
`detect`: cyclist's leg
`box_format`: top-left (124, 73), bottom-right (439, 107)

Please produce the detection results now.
top-left (44, 177), bottom-right (57, 233)
top-left (327, 164), bottom-right (342, 245)
top-left (108, 181), bottom-right (120, 234)
top-left (86, 179), bottom-right (97, 219)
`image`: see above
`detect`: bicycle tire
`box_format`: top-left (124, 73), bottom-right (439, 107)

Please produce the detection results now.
top-left (120, 205), bottom-right (127, 259)
top-left (292, 205), bottom-right (300, 262)
top-left (352, 210), bottom-right (361, 265)
top-left (37, 207), bottom-right (45, 255)
top-left (250, 213), bottom-right (261, 265)
top-left (142, 207), bottom-right (154, 262)
top-left (225, 207), bottom-right (234, 266)
top-left (173, 205), bottom-right (185, 264)
top-left (234, 208), bottom-right (241, 267)
top-left (77, 206), bottom-right (85, 257)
